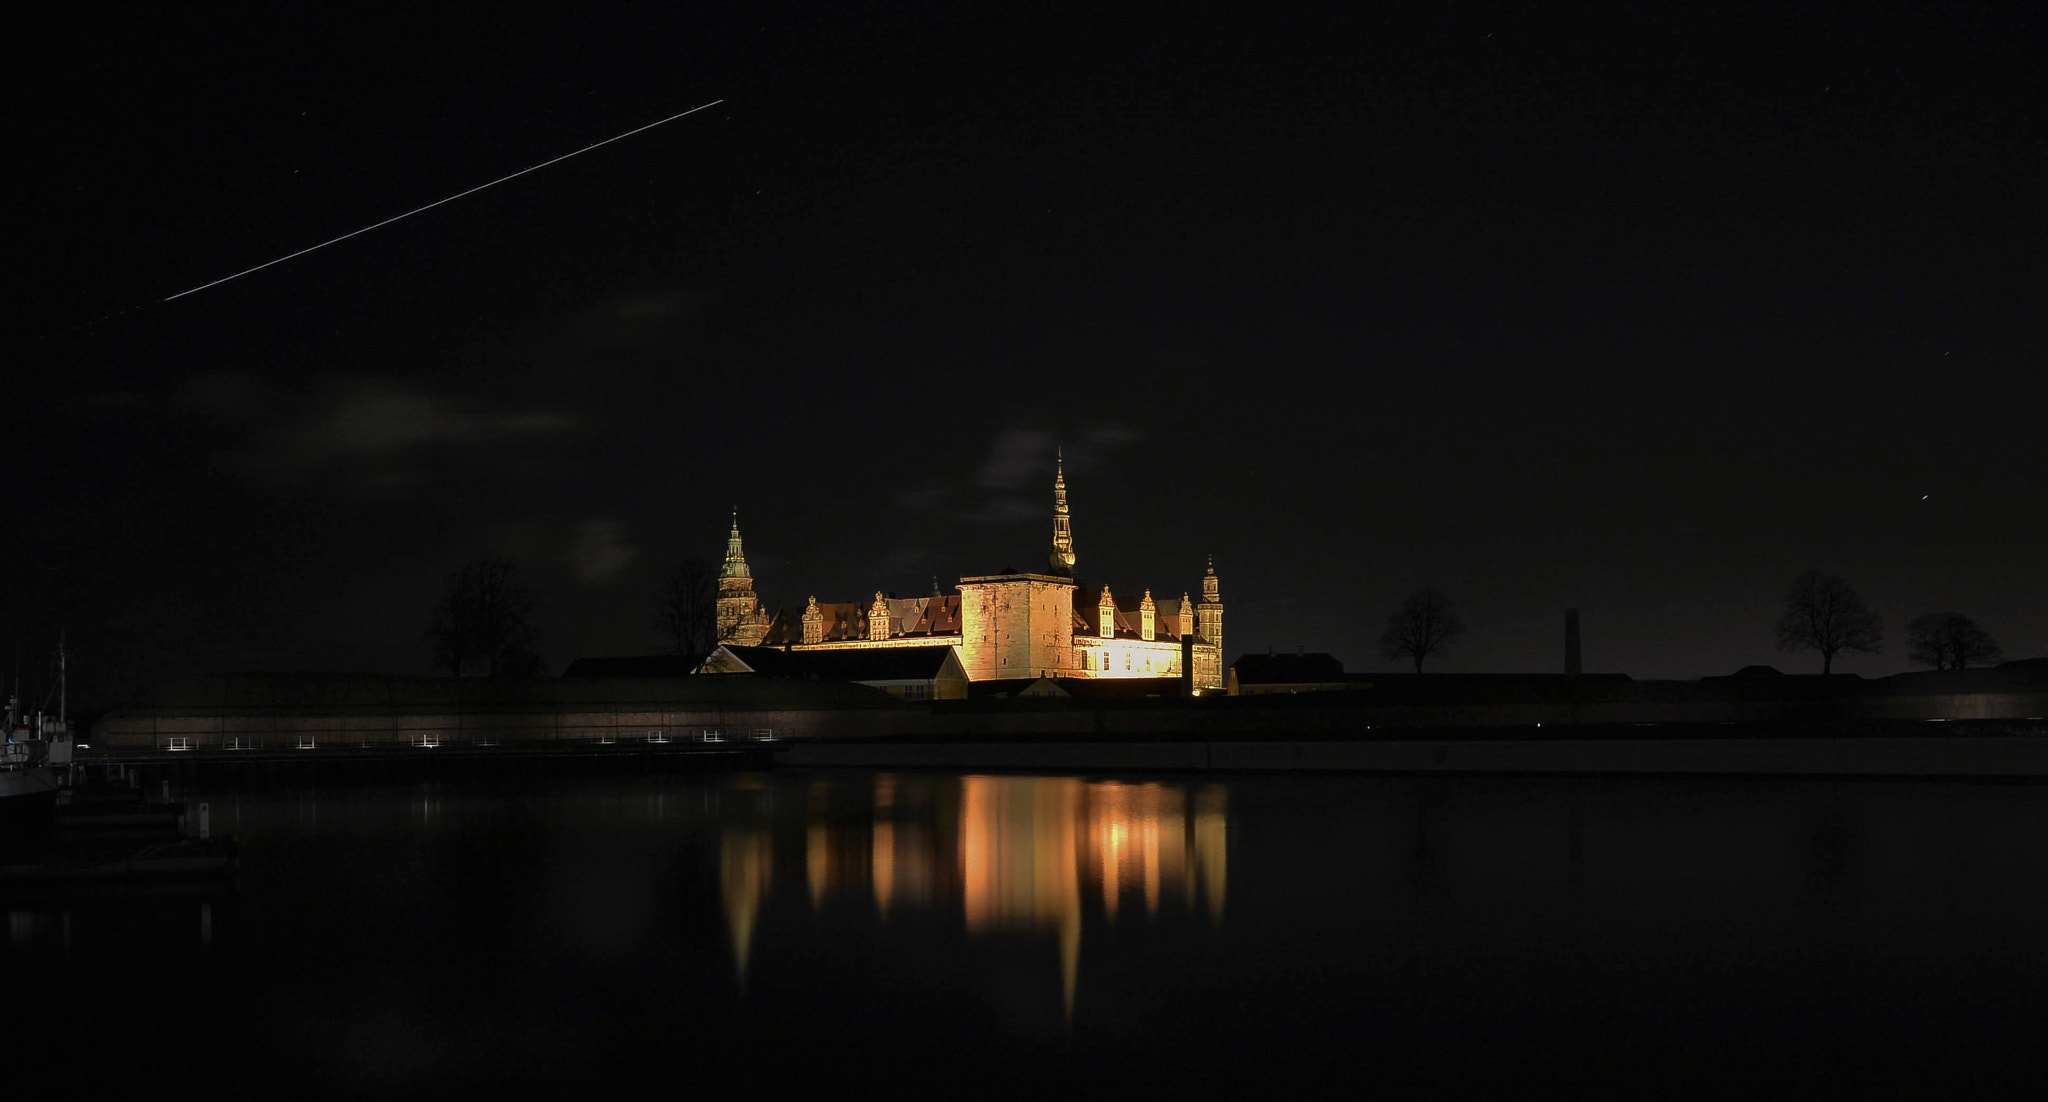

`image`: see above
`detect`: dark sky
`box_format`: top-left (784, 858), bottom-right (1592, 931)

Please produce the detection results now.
top-left (12, 2), bottom-right (2043, 705)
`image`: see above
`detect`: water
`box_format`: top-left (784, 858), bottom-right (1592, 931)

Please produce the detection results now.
top-left (10, 769), bottom-right (2048, 1095)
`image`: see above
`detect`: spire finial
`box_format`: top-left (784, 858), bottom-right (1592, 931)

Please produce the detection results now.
top-left (721, 511), bottom-right (751, 580)
top-left (1048, 450), bottom-right (1075, 575)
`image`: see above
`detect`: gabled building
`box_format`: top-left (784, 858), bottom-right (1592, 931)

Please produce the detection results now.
top-left (1228, 651), bottom-right (1349, 695)
top-left (696, 644), bottom-right (970, 701)
top-left (706, 455), bottom-right (1226, 690)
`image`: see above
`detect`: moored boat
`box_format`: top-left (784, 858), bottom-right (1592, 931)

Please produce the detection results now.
top-left (2, 639), bottom-right (76, 828)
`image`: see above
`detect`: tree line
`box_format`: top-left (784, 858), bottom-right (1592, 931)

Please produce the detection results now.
top-left (420, 553), bottom-right (730, 678)
top-left (421, 553), bottom-right (2008, 678)
top-left (1374, 571), bottom-right (2005, 674)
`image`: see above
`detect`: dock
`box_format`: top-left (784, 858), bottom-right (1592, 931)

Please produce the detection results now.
top-left (1, 784), bottom-right (235, 892)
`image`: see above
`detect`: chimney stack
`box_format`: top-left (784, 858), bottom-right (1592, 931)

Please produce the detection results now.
top-left (1565, 608), bottom-right (1583, 676)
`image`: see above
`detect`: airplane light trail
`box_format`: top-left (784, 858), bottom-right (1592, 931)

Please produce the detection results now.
top-left (164, 99), bottom-right (724, 302)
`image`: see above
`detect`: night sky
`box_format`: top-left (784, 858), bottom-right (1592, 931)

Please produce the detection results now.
top-left (14, 2), bottom-right (2043, 706)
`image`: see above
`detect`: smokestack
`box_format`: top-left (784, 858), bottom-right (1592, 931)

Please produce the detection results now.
top-left (1565, 608), bottom-right (1582, 676)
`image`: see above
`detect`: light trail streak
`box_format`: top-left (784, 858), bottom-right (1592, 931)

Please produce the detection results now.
top-left (164, 99), bottom-right (724, 302)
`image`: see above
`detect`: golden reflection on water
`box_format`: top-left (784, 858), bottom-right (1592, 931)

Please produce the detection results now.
top-left (722, 773), bottom-right (1227, 1011)
top-left (720, 827), bottom-right (772, 985)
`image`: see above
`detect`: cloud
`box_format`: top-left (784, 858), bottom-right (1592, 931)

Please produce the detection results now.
top-left (974, 428), bottom-right (1056, 491)
top-left (569, 519), bottom-right (640, 585)
top-left (570, 287), bottom-right (710, 350)
top-left (956, 423), bottom-right (1147, 524)
top-left (176, 372), bottom-right (272, 420)
top-left (181, 374), bottom-right (578, 497)
top-left (286, 378), bottom-right (574, 461)
top-left (891, 484), bottom-right (949, 511)
top-left (1067, 423), bottom-right (1145, 469)
top-left (964, 496), bottom-right (1044, 526)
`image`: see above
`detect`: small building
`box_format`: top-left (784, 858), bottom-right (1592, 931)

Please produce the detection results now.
top-left (1228, 652), bottom-right (1349, 695)
top-left (695, 644), bottom-right (970, 701)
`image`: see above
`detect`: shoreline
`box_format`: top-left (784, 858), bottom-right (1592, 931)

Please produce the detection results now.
top-left (774, 731), bottom-right (2048, 778)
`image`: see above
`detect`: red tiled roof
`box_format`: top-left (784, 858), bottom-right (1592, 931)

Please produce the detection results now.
top-left (759, 594), bottom-right (963, 644)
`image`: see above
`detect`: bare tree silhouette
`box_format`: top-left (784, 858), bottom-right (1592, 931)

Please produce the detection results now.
top-left (425, 555), bottom-right (543, 678)
top-left (1379, 587), bottom-right (1467, 673)
top-left (1774, 570), bottom-right (1882, 674)
top-left (654, 555), bottom-right (720, 665)
top-left (1906, 612), bottom-right (2003, 671)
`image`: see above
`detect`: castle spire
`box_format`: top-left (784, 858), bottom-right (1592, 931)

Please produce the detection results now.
top-left (716, 510), bottom-right (769, 646)
top-left (722, 509), bottom-right (751, 581)
top-left (1048, 449), bottom-right (1076, 575)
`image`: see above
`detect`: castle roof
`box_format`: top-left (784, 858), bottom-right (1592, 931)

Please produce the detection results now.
top-left (1073, 586), bottom-right (1193, 641)
top-left (758, 594), bottom-right (963, 644)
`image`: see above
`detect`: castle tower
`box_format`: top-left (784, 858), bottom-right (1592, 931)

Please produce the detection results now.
top-left (717, 512), bottom-right (770, 645)
top-left (959, 455), bottom-right (1081, 679)
top-left (1048, 449), bottom-right (1076, 576)
top-left (1194, 557), bottom-right (1225, 690)
top-left (1140, 590), bottom-right (1156, 641)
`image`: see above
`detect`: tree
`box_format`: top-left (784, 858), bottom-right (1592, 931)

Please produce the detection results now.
top-left (1774, 570), bottom-right (1882, 674)
top-left (424, 555), bottom-right (543, 678)
top-left (654, 555), bottom-right (720, 664)
top-left (1379, 586), bottom-right (1467, 673)
top-left (1906, 612), bottom-right (2003, 671)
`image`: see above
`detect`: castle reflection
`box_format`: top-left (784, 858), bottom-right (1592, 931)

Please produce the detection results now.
top-left (722, 773), bottom-right (1228, 1009)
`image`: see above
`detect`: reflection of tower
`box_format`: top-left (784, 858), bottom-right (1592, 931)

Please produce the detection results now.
top-left (957, 775), bottom-right (1232, 1020)
top-left (807, 779), bottom-right (833, 910)
top-left (1194, 785), bottom-right (1228, 922)
top-left (721, 827), bottom-right (773, 987)
top-left (717, 512), bottom-right (770, 645)
top-left (961, 776), bottom-right (1083, 1017)
top-left (1049, 450), bottom-right (1076, 576)
top-left (873, 774), bottom-right (896, 916)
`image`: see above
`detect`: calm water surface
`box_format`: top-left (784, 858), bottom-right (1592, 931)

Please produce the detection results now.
top-left (10, 769), bottom-right (2048, 1095)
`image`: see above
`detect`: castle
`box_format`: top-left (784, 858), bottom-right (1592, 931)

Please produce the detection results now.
top-left (710, 456), bottom-right (1225, 690)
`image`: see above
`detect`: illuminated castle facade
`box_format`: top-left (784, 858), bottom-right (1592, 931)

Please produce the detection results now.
top-left (708, 458), bottom-right (1225, 690)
